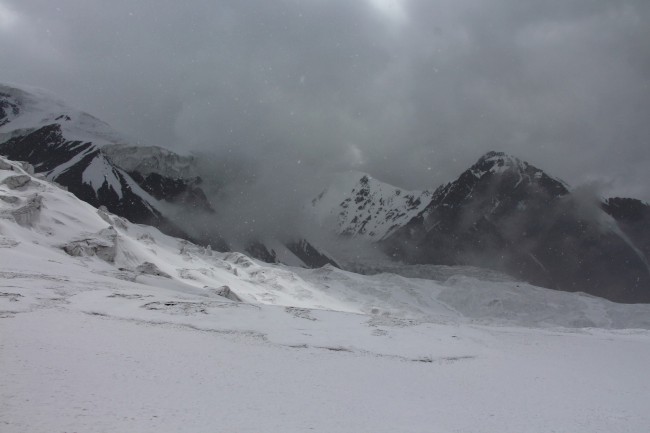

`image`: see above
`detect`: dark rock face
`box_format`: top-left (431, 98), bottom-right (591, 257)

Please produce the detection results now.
top-left (242, 239), bottom-right (340, 269)
top-left (286, 239), bottom-right (340, 269)
top-left (384, 152), bottom-right (650, 303)
top-left (245, 241), bottom-right (279, 264)
top-left (0, 124), bottom-right (93, 172)
top-left (603, 198), bottom-right (650, 260)
top-left (603, 197), bottom-right (650, 224)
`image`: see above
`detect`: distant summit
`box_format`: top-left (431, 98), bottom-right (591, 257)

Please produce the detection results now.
top-left (383, 151), bottom-right (650, 302)
top-left (309, 171), bottom-right (431, 241)
top-left (313, 152), bottom-right (650, 303)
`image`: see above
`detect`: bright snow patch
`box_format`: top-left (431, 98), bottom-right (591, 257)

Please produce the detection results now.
top-left (309, 171), bottom-right (432, 241)
top-left (81, 155), bottom-right (124, 199)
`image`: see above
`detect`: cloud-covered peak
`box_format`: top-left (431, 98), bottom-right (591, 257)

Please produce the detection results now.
top-left (1, 0), bottom-right (649, 202)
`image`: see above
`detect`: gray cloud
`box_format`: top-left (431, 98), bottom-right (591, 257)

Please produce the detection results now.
top-left (1, 0), bottom-right (649, 208)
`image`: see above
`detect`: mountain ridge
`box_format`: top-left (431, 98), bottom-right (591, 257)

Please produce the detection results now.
top-left (0, 83), bottom-right (342, 269)
top-left (312, 151), bottom-right (650, 302)
top-left (4, 83), bottom-right (650, 302)
top-left (309, 170), bottom-right (432, 241)
top-left (0, 83), bottom-right (218, 245)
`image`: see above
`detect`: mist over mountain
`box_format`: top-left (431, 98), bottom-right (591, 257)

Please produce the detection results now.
top-left (2, 83), bottom-right (650, 302)
top-left (0, 84), bottom-right (226, 247)
top-left (305, 151), bottom-right (650, 302)
top-left (4, 151), bottom-right (650, 433)
top-left (0, 84), bottom-right (340, 267)
top-left (381, 152), bottom-right (650, 302)
top-left (4, 2), bottom-right (650, 431)
top-left (2, 0), bottom-right (650, 203)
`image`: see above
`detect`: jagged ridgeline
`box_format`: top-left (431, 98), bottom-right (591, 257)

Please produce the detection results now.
top-left (3, 84), bottom-right (650, 302)
top-left (312, 152), bottom-right (650, 303)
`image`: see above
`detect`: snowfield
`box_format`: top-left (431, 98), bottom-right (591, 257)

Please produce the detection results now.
top-left (1, 155), bottom-right (650, 433)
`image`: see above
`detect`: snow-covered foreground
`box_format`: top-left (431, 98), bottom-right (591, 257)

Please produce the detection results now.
top-left (2, 156), bottom-right (650, 432)
top-left (4, 304), bottom-right (650, 433)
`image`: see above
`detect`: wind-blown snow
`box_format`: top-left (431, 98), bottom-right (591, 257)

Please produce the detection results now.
top-left (2, 155), bottom-right (650, 433)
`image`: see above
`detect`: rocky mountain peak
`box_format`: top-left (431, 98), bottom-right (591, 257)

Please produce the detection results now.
top-left (471, 151), bottom-right (529, 177)
top-left (309, 171), bottom-right (431, 241)
top-left (382, 152), bottom-right (650, 303)
top-left (427, 151), bottom-right (569, 215)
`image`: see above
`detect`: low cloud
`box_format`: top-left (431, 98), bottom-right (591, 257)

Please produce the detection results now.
top-left (2, 0), bottom-right (649, 225)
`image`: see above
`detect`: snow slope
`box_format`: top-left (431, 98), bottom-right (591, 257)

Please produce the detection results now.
top-left (2, 155), bottom-right (650, 432)
top-left (0, 83), bottom-right (198, 180)
top-left (0, 83), bottom-right (124, 145)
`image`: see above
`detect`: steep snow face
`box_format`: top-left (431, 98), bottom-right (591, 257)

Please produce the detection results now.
top-left (81, 154), bottom-right (126, 199)
top-left (0, 83), bottom-right (198, 181)
top-left (0, 83), bottom-right (125, 146)
top-left (310, 171), bottom-right (432, 241)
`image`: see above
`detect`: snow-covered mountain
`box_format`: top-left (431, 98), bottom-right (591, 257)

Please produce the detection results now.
top-left (3, 154), bottom-right (650, 432)
top-left (0, 83), bottom-right (214, 243)
top-left (309, 171), bottom-right (432, 241)
top-left (4, 83), bottom-right (649, 302)
top-left (0, 84), bottom-right (340, 265)
top-left (387, 151), bottom-right (650, 302)
top-left (314, 152), bottom-right (650, 303)
top-left (4, 152), bottom-right (650, 325)
top-left (0, 155), bottom-right (353, 312)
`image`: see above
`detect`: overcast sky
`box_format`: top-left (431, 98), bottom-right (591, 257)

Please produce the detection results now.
top-left (1, 0), bottom-right (649, 201)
